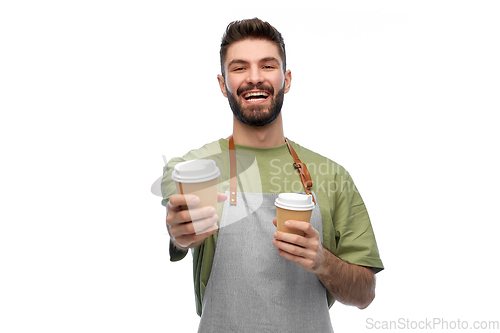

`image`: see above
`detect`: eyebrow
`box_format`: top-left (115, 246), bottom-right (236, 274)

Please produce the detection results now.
top-left (227, 57), bottom-right (280, 68)
top-left (227, 59), bottom-right (249, 68)
top-left (260, 57), bottom-right (280, 64)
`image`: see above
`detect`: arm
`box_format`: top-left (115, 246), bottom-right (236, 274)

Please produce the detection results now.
top-left (315, 245), bottom-right (375, 309)
top-left (272, 219), bottom-right (375, 309)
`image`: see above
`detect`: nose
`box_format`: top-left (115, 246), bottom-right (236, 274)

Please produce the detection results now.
top-left (246, 65), bottom-right (264, 85)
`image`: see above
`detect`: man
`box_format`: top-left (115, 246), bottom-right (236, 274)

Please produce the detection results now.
top-left (162, 18), bottom-right (383, 332)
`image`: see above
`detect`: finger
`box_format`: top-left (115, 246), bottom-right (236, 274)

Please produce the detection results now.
top-left (168, 194), bottom-right (200, 212)
top-left (175, 224), bottom-right (219, 247)
top-left (217, 192), bottom-right (228, 202)
top-left (273, 231), bottom-right (308, 248)
top-left (172, 214), bottom-right (219, 236)
top-left (272, 218), bottom-right (277, 228)
top-left (276, 247), bottom-right (313, 269)
top-left (176, 206), bottom-right (217, 224)
top-left (167, 205), bottom-right (216, 227)
top-left (282, 220), bottom-right (318, 238)
top-left (273, 238), bottom-right (310, 258)
top-left (192, 218), bottom-right (219, 235)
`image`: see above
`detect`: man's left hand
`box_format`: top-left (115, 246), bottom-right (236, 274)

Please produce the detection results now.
top-left (272, 218), bottom-right (326, 274)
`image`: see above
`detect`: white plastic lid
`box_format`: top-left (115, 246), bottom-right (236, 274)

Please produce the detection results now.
top-left (171, 159), bottom-right (220, 183)
top-left (275, 193), bottom-right (315, 211)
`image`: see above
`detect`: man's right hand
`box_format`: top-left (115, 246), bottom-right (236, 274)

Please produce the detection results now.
top-left (166, 193), bottom-right (227, 250)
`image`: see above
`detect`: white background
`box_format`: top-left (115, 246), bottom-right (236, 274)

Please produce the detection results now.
top-left (1, 1), bottom-right (499, 332)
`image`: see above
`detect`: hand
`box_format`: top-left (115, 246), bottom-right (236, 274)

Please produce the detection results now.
top-left (272, 218), bottom-right (327, 274)
top-left (167, 193), bottom-right (227, 249)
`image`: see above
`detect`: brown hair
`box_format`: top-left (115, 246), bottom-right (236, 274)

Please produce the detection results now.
top-left (220, 18), bottom-right (286, 77)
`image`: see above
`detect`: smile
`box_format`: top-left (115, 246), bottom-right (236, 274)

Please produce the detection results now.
top-left (242, 91), bottom-right (270, 103)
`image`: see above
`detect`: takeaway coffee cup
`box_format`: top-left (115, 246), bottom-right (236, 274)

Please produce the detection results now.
top-left (171, 159), bottom-right (220, 232)
top-left (275, 193), bottom-right (315, 236)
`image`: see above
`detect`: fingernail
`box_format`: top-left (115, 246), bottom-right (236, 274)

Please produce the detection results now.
top-left (285, 221), bottom-right (290, 226)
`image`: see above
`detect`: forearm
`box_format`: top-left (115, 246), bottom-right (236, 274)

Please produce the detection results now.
top-left (316, 246), bottom-right (376, 309)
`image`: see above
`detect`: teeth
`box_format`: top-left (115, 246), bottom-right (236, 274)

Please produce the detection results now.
top-left (244, 91), bottom-right (270, 99)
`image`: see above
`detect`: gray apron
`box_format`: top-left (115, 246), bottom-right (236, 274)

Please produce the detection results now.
top-left (197, 190), bottom-right (334, 333)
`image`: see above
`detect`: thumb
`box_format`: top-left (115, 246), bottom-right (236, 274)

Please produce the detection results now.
top-left (217, 192), bottom-right (228, 202)
top-left (272, 218), bottom-right (277, 228)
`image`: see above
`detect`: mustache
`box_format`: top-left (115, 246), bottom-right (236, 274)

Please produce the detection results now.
top-left (236, 84), bottom-right (274, 96)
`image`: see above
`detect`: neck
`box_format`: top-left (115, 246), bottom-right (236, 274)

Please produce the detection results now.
top-left (230, 114), bottom-right (285, 148)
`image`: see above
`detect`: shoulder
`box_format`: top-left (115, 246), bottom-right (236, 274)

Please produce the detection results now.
top-left (181, 139), bottom-right (226, 160)
top-left (163, 139), bottom-right (226, 171)
top-left (287, 139), bottom-right (350, 179)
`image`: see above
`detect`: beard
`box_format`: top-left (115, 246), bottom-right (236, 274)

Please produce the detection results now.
top-left (227, 83), bottom-right (285, 127)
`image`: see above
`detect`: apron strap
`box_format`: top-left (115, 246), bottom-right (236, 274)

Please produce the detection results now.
top-left (228, 135), bottom-right (314, 205)
top-left (284, 138), bottom-right (315, 203)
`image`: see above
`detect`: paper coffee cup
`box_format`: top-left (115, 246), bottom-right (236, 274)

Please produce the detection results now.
top-left (171, 160), bottom-right (220, 232)
top-left (275, 193), bottom-right (315, 236)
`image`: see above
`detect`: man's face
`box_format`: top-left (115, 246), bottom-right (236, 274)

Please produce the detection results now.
top-left (218, 39), bottom-right (291, 127)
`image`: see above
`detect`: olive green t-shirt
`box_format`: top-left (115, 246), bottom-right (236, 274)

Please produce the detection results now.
top-left (161, 139), bottom-right (384, 316)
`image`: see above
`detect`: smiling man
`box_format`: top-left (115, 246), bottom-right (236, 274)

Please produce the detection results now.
top-left (161, 18), bottom-right (384, 332)
top-left (221, 39), bottom-right (287, 128)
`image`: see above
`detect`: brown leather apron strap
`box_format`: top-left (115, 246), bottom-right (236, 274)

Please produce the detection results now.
top-left (228, 136), bottom-right (314, 205)
top-left (284, 138), bottom-right (315, 203)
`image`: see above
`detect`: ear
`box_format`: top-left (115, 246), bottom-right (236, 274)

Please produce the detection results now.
top-left (217, 74), bottom-right (228, 98)
top-left (284, 70), bottom-right (292, 94)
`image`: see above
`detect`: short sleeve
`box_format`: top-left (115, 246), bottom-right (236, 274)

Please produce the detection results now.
top-left (332, 174), bottom-right (384, 273)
